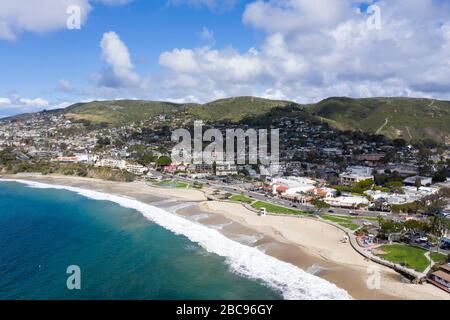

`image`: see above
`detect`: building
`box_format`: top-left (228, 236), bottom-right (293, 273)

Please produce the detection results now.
top-left (354, 153), bottom-right (385, 166)
top-left (325, 196), bottom-right (370, 209)
top-left (53, 156), bottom-right (79, 163)
top-left (271, 176), bottom-right (316, 188)
top-left (191, 163), bottom-right (213, 173)
top-left (428, 263), bottom-right (450, 293)
top-left (403, 176), bottom-right (433, 187)
top-left (96, 159), bottom-right (126, 169)
top-left (125, 164), bottom-right (148, 176)
top-left (216, 163), bottom-right (238, 177)
top-left (339, 166), bottom-right (374, 186)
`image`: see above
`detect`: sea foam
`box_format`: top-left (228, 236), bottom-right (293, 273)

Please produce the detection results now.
top-left (1, 179), bottom-right (352, 300)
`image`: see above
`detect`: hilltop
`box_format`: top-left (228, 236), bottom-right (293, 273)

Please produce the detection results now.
top-left (308, 97), bottom-right (450, 143)
top-left (3, 96), bottom-right (450, 144)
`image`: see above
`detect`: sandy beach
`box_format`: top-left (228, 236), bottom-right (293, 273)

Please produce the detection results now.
top-left (1, 174), bottom-right (449, 300)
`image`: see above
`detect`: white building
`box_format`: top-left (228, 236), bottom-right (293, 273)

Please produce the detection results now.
top-left (216, 163), bottom-right (238, 177)
top-left (125, 164), bottom-right (148, 176)
top-left (271, 176), bottom-right (316, 188)
top-left (96, 159), bottom-right (127, 169)
top-left (325, 196), bottom-right (370, 209)
top-left (340, 166), bottom-right (374, 186)
top-left (403, 176), bottom-right (433, 187)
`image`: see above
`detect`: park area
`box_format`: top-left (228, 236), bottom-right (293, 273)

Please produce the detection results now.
top-left (377, 244), bottom-right (447, 272)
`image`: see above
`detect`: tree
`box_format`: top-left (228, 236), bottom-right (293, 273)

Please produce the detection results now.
top-left (378, 218), bottom-right (404, 239)
top-left (156, 156), bottom-right (172, 167)
top-left (429, 215), bottom-right (450, 238)
top-left (0, 148), bottom-right (16, 165)
top-left (415, 177), bottom-right (422, 190)
top-left (212, 161), bottom-right (217, 176)
top-left (404, 219), bottom-right (430, 234)
top-left (312, 199), bottom-right (330, 209)
top-left (356, 179), bottom-right (374, 190)
top-left (139, 153), bottom-right (157, 166)
top-left (433, 168), bottom-right (448, 183)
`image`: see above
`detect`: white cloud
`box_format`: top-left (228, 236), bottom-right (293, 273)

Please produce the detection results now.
top-left (200, 26), bottom-right (215, 45)
top-left (0, 97), bottom-right (12, 107)
top-left (0, 95), bottom-right (76, 117)
top-left (0, 0), bottom-right (132, 41)
top-left (18, 98), bottom-right (50, 108)
top-left (97, 31), bottom-right (141, 88)
top-left (57, 79), bottom-right (75, 93)
top-left (155, 0), bottom-right (450, 102)
top-left (243, 0), bottom-right (353, 33)
top-left (54, 0), bottom-right (450, 104)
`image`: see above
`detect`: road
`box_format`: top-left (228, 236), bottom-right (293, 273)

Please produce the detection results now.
top-left (171, 174), bottom-right (387, 219)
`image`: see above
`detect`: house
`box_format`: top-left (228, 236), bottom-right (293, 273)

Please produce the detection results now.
top-left (403, 176), bottom-right (433, 187)
top-left (216, 163), bottom-right (238, 177)
top-left (164, 164), bottom-right (180, 174)
top-left (339, 166), bottom-right (374, 186)
top-left (96, 158), bottom-right (127, 169)
top-left (125, 164), bottom-right (148, 176)
top-left (53, 156), bottom-right (79, 163)
top-left (428, 263), bottom-right (450, 293)
top-left (354, 153), bottom-right (385, 166)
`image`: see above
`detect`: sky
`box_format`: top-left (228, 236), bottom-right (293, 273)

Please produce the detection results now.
top-left (0, 0), bottom-right (450, 117)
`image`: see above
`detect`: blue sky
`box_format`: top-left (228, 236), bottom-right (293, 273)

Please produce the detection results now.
top-left (0, 0), bottom-right (450, 117)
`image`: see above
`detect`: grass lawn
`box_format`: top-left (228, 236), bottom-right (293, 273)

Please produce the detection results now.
top-left (430, 252), bottom-right (448, 264)
top-left (154, 180), bottom-right (189, 189)
top-left (338, 222), bottom-right (361, 231)
top-left (230, 195), bottom-right (254, 204)
top-left (320, 214), bottom-right (379, 231)
top-left (252, 201), bottom-right (306, 216)
top-left (378, 244), bottom-right (429, 272)
top-left (321, 214), bottom-right (361, 231)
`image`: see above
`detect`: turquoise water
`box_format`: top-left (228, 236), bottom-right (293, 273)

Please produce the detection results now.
top-left (0, 181), bottom-right (281, 300)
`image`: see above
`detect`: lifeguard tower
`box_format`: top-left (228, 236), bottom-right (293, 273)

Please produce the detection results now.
top-left (259, 208), bottom-right (267, 217)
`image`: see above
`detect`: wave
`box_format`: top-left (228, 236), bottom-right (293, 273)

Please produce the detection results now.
top-left (306, 263), bottom-right (330, 276)
top-left (230, 233), bottom-right (264, 245)
top-left (189, 213), bottom-right (211, 222)
top-left (209, 221), bottom-right (233, 230)
top-left (1, 179), bottom-right (352, 300)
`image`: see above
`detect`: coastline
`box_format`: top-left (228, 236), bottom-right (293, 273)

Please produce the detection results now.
top-left (1, 173), bottom-right (448, 300)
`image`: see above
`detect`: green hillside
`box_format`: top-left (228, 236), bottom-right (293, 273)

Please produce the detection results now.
top-left (5, 96), bottom-right (450, 143)
top-left (308, 97), bottom-right (450, 144)
top-left (63, 100), bottom-right (187, 125)
top-left (61, 97), bottom-right (292, 125)
top-left (187, 96), bottom-right (293, 122)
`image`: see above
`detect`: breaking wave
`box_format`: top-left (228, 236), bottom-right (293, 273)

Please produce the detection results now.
top-left (2, 179), bottom-right (352, 300)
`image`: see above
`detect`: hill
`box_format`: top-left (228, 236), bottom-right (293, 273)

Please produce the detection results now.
top-left (307, 97), bottom-right (450, 144)
top-left (62, 100), bottom-right (187, 125)
top-left (52, 97), bottom-right (292, 125)
top-left (187, 96), bottom-right (293, 122)
top-left (3, 96), bottom-right (450, 143)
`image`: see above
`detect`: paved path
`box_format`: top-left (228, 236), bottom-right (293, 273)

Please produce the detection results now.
top-left (376, 118), bottom-right (389, 135)
top-left (422, 252), bottom-right (434, 275)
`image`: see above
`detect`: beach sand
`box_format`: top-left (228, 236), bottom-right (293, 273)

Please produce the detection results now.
top-left (2, 174), bottom-right (448, 300)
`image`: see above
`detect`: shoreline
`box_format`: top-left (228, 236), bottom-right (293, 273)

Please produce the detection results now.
top-left (1, 174), bottom-right (448, 300)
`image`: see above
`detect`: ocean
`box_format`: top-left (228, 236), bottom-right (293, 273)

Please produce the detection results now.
top-left (0, 180), bottom-right (351, 300)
